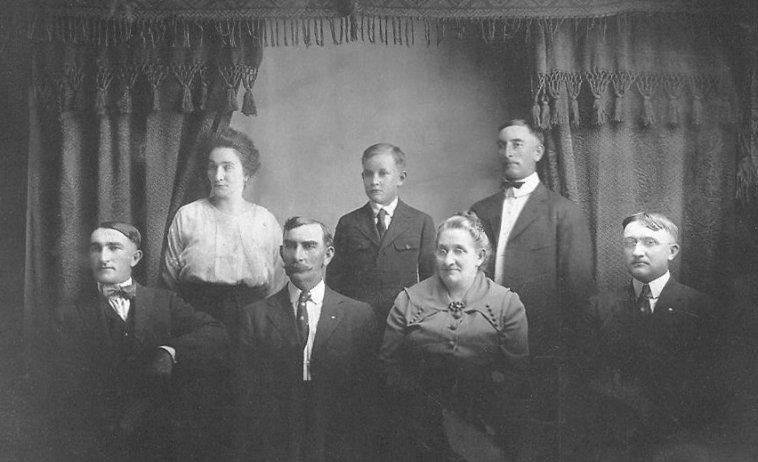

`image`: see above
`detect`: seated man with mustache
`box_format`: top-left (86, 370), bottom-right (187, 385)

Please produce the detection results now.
top-left (235, 217), bottom-right (379, 462)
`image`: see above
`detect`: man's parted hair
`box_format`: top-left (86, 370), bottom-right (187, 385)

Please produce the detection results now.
top-left (361, 143), bottom-right (407, 169)
top-left (97, 221), bottom-right (142, 249)
top-left (497, 119), bottom-right (544, 145)
top-left (283, 216), bottom-right (334, 248)
top-left (622, 212), bottom-right (679, 243)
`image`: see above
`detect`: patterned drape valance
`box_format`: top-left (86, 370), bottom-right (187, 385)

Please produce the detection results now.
top-left (15, 0), bottom-right (730, 48)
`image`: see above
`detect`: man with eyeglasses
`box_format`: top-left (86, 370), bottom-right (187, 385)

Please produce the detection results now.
top-left (577, 212), bottom-right (718, 460)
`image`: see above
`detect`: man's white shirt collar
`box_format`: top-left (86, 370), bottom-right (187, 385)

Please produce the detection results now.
top-left (633, 271), bottom-right (670, 299)
top-left (288, 279), bottom-right (326, 309)
top-left (370, 196), bottom-right (399, 218)
top-left (505, 172), bottom-right (540, 198)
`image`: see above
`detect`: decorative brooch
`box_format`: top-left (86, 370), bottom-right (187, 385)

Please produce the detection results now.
top-left (448, 301), bottom-right (465, 319)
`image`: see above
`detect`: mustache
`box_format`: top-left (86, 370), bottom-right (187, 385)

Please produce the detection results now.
top-left (285, 263), bottom-right (312, 273)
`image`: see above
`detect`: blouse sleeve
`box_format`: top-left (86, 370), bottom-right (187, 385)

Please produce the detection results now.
top-left (499, 290), bottom-right (529, 372)
top-left (378, 290), bottom-right (411, 377)
top-left (265, 217), bottom-right (286, 296)
top-left (162, 210), bottom-right (185, 289)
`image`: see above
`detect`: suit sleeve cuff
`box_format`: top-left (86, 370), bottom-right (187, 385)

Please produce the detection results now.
top-left (159, 346), bottom-right (177, 364)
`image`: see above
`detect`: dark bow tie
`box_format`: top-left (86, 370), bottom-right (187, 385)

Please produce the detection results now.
top-left (102, 284), bottom-right (136, 300)
top-left (502, 180), bottom-right (525, 190)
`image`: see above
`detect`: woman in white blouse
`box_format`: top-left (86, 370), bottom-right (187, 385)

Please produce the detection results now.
top-left (163, 127), bottom-right (286, 341)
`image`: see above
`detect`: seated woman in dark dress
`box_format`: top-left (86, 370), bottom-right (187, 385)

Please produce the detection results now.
top-left (380, 212), bottom-right (529, 461)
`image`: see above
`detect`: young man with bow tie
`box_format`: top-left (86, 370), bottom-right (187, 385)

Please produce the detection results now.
top-left (51, 221), bottom-right (227, 461)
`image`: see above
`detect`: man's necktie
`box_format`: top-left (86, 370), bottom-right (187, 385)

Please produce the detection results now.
top-left (376, 208), bottom-right (387, 238)
top-left (637, 284), bottom-right (652, 315)
top-left (502, 180), bottom-right (525, 191)
top-left (297, 290), bottom-right (310, 348)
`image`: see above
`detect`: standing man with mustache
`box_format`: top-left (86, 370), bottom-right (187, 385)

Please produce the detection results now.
top-left (235, 217), bottom-right (379, 462)
top-left (469, 119), bottom-right (594, 459)
top-left (578, 212), bottom-right (717, 459)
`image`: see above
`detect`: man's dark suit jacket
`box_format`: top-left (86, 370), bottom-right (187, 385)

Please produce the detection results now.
top-left (582, 277), bottom-right (717, 437)
top-left (470, 182), bottom-right (594, 356)
top-left (52, 283), bottom-right (228, 460)
top-left (327, 199), bottom-right (435, 324)
top-left (235, 285), bottom-right (379, 462)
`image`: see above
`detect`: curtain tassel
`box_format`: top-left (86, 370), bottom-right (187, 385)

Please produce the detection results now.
top-left (586, 70), bottom-right (610, 126)
top-left (117, 89), bottom-right (133, 114)
top-left (540, 97), bottom-right (551, 130)
top-left (225, 87), bottom-right (238, 112)
top-left (532, 99), bottom-right (541, 128)
top-left (613, 93), bottom-right (624, 123)
top-left (182, 85), bottom-right (194, 113)
top-left (197, 66), bottom-right (208, 111)
top-left (640, 96), bottom-right (655, 127)
top-left (241, 66), bottom-right (258, 116)
top-left (636, 74), bottom-right (659, 128)
top-left (95, 65), bottom-right (113, 115)
top-left (242, 89), bottom-right (257, 116)
top-left (667, 96), bottom-right (680, 127)
top-left (591, 96), bottom-right (606, 125)
top-left (570, 97), bottom-right (581, 127)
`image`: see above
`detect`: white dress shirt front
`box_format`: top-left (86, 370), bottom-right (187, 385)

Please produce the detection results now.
top-left (494, 172), bottom-right (540, 284)
top-left (288, 280), bottom-right (326, 381)
top-left (632, 271), bottom-right (670, 313)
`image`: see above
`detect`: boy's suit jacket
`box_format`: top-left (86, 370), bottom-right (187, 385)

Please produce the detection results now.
top-left (470, 182), bottom-right (594, 356)
top-left (327, 199), bottom-right (435, 323)
top-left (52, 283), bottom-right (227, 458)
top-left (235, 285), bottom-right (378, 462)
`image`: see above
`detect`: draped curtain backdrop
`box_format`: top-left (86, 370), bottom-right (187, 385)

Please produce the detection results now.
top-left (528, 16), bottom-right (741, 293)
top-left (23, 6), bottom-right (264, 362)
top-left (12, 0), bottom-right (756, 363)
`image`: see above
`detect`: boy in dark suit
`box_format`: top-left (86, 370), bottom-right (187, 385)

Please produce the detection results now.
top-left (327, 143), bottom-right (435, 326)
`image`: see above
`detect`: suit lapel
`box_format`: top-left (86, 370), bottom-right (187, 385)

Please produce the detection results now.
top-left (379, 200), bottom-right (411, 250)
top-left (312, 288), bottom-right (344, 357)
top-left (655, 278), bottom-right (683, 315)
top-left (485, 193), bottom-right (503, 242)
top-left (132, 283), bottom-right (153, 346)
top-left (81, 287), bottom-right (112, 352)
top-left (265, 289), bottom-right (300, 347)
top-left (356, 203), bottom-right (381, 247)
top-left (508, 182), bottom-right (547, 243)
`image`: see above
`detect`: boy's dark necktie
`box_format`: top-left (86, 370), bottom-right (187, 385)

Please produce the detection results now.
top-left (376, 208), bottom-right (387, 237)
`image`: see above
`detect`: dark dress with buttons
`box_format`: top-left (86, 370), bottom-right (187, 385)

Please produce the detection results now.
top-left (379, 272), bottom-right (529, 459)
